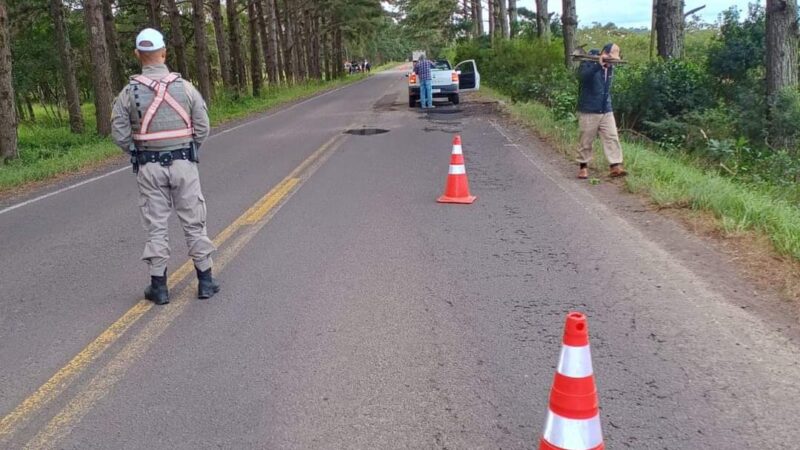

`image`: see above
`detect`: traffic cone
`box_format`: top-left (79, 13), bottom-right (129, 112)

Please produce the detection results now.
top-left (437, 135), bottom-right (476, 204)
top-left (540, 312), bottom-right (604, 450)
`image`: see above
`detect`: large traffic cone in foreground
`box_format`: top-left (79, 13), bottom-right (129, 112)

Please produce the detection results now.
top-left (540, 312), bottom-right (604, 450)
top-left (437, 135), bottom-right (476, 204)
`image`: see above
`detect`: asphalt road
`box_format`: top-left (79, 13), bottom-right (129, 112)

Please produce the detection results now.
top-left (2, 65), bottom-right (800, 449)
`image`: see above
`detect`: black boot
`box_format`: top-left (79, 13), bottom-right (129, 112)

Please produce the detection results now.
top-left (196, 267), bottom-right (220, 299)
top-left (144, 269), bottom-right (169, 305)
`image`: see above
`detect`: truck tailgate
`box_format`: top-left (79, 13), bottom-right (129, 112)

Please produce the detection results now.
top-left (431, 70), bottom-right (455, 88)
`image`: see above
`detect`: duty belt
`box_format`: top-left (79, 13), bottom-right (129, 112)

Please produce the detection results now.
top-left (136, 148), bottom-right (196, 167)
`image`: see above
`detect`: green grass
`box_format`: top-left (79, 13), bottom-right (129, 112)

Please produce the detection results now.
top-left (0, 68), bottom-right (396, 192)
top-left (483, 87), bottom-right (800, 261)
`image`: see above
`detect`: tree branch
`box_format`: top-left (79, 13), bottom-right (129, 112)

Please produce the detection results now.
top-left (684, 5), bottom-right (706, 18)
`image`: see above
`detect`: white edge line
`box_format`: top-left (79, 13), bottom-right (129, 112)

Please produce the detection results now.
top-left (0, 75), bottom-right (378, 217)
top-left (0, 166), bottom-right (130, 216)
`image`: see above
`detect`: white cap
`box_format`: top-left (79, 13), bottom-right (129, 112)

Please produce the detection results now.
top-left (136, 28), bottom-right (165, 52)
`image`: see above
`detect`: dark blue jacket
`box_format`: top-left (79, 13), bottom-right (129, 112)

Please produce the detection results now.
top-left (577, 61), bottom-right (614, 114)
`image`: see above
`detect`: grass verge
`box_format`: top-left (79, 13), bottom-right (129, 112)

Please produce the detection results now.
top-left (480, 87), bottom-right (800, 263)
top-left (1, 67), bottom-right (398, 194)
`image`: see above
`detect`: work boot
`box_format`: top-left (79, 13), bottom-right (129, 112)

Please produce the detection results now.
top-left (144, 269), bottom-right (169, 305)
top-left (577, 167), bottom-right (589, 179)
top-left (196, 267), bottom-right (220, 299)
top-left (609, 164), bottom-right (628, 178)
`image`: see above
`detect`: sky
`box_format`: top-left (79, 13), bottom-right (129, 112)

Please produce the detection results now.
top-left (515, 1), bottom-right (764, 28)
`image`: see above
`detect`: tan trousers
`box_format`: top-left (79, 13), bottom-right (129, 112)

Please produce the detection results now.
top-left (577, 112), bottom-right (624, 166)
top-left (137, 160), bottom-right (216, 276)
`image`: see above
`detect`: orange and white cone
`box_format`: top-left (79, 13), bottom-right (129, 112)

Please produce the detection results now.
top-left (540, 312), bottom-right (604, 450)
top-left (437, 135), bottom-right (477, 204)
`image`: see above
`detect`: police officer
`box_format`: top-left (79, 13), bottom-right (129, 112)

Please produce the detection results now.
top-left (111, 28), bottom-right (219, 305)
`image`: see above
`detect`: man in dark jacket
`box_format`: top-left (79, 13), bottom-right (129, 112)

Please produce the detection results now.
top-left (576, 43), bottom-right (627, 179)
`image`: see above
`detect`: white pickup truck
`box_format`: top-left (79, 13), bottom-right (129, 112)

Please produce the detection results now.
top-left (408, 59), bottom-right (480, 107)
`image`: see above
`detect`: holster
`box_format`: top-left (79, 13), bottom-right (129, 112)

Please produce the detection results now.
top-left (129, 144), bottom-right (139, 174)
top-left (189, 141), bottom-right (199, 164)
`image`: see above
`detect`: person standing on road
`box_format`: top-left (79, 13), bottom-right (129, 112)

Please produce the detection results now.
top-left (576, 43), bottom-right (627, 179)
top-left (414, 54), bottom-right (435, 109)
top-left (111, 28), bottom-right (220, 305)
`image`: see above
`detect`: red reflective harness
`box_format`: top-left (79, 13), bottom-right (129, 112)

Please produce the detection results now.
top-left (131, 73), bottom-right (194, 142)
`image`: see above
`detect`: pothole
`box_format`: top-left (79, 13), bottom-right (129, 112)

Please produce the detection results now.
top-left (427, 108), bottom-right (463, 115)
top-left (344, 128), bottom-right (390, 136)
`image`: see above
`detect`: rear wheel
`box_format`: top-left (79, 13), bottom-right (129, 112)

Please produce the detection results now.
top-left (450, 94), bottom-right (460, 105)
top-left (409, 96), bottom-right (417, 108)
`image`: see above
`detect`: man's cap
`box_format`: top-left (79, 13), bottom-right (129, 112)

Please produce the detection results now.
top-left (136, 28), bottom-right (165, 52)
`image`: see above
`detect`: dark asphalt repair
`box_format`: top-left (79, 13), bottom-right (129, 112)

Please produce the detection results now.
top-left (344, 128), bottom-right (390, 136)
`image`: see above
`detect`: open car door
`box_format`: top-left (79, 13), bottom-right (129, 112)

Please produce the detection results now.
top-left (455, 60), bottom-right (480, 92)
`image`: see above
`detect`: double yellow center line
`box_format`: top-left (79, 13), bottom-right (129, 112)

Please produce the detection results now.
top-left (0, 130), bottom-right (350, 448)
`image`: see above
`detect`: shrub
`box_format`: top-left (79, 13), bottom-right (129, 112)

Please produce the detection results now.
top-left (613, 59), bottom-right (714, 132)
top-left (454, 38), bottom-right (576, 119)
top-left (767, 88), bottom-right (800, 152)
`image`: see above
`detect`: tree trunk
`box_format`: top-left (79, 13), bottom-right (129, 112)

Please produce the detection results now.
top-left (15, 91), bottom-right (25, 123)
top-left (282, 1), bottom-right (298, 83)
top-left (474, 0), bottom-right (483, 35)
top-left (83, 0), bottom-right (114, 136)
top-left (51, 0), bottom-right (84, 133)
top-left (191, 0), bottom-right (213, 101)
top-left (310, 8), bottom-right (321, 79)
top-left (255, 0), bottom-right (271, 84)
top-left (102, 0), bottom-right (126, 92)
top-left (561, 0), bottom-right (577, 68)
top-left (333, 25), bottom-right (343, 79)
top-left (147, 0), bottom-right (161, 28)
top-left (247, 0), bottom-right (263, 96)
top-left (498, 0), bottom-right (508, 38)
top-left (535, 0), bottom-right (549, 42)
top-left (321, 14), bottom-right (331, 80)
top-left (508, 0), bottom-right (517, 36)
top-left (0, 0), bottom-right (17, 162)
top-left (656, 0), bottom-right (683, 60)
top-left (766, 0), bottom-right (799, 99)
top-left (264, 0), bottom-right (279, 83)
top-left (165, 0), bottom-right (190, 77)
top-left (25, 95), bottom-right (35, 121)
top-left (470, 0), bottom-right (478, 36)
top-left (650, 0), bottom-right (657, 60)
top-left (210, 0), bottom-right (232, 89)
top-left (487, 0), bottom-right (495, 38)
top-left (276, 0), bottom-right (293, 83)
top-left (226, 0), bottom-right (246, 92)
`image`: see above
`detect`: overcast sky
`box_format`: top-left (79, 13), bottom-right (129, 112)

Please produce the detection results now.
top-left (516, 1), bottom-right (764, 28)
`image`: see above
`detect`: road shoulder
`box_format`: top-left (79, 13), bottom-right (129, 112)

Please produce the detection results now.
top-left (465, 93), bottom-right (800, 344)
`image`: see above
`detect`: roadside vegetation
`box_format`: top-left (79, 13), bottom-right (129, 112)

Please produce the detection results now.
top-left (445, 3), bottom-right (800, 264)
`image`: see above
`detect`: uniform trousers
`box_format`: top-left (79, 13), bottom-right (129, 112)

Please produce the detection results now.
top-left (137, 160), bottom-right (216, 276)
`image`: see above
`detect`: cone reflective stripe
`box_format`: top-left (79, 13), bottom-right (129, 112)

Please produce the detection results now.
top-left (452, 135), bottom-right (463, 155)
top-left (449, 164), bottom-right (466, 175)
top-left (541, 413), bottom-right (603, 450)
top-left (437, 135), bottom-right (476, 204)
top-left (540, 312), bottom-right (604, 450)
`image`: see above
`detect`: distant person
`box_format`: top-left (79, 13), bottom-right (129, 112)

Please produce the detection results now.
top-left (576, 43), bottom-right (627, 179)
top-left (414, 54), bottom-right (435, 109)
top-left (111, 28), bottom-right (220, 305)
top-left (364, 59), bottom-right (371, 73)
